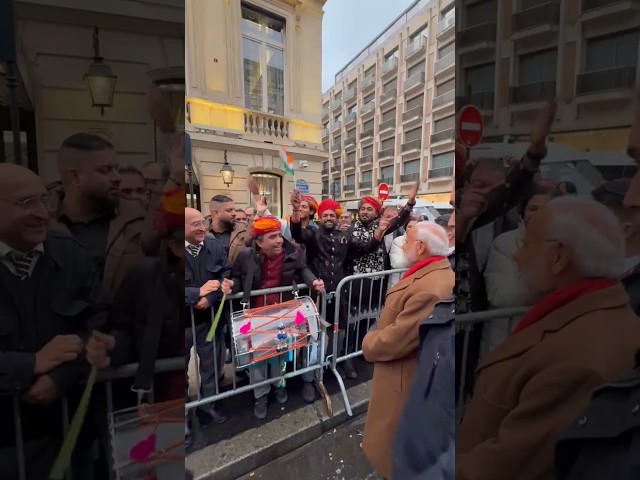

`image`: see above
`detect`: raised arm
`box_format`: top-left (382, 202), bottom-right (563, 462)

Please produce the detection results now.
top-left (289, 190), bottom-right (317, 249)
top-left (348, 217), bottom-right (390, 258)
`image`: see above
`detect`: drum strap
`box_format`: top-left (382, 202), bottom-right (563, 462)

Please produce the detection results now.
top-left (242, 256), bottom-right (259, 306)
top-left (132, 265), bottom-right (165, 403)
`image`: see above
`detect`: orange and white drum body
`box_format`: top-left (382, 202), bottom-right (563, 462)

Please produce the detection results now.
top-left (231, 296), bottom-right (321, 369)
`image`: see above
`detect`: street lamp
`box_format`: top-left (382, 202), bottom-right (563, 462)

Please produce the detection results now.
top-left (220, 150), bottom-right (235, 187)
top-left (84, 27), bottom-right (117, 116)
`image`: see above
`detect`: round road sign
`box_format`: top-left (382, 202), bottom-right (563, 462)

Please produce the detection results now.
top-left (378, 183), bottom-right (390, 201)
top-left (457, 105), bottom-right (484, 148)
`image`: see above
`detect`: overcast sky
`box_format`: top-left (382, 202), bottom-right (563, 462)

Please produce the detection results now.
top-left (321, 0), bottom-right (415, 92)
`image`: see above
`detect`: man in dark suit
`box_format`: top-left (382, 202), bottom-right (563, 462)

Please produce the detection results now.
top-left (184, 207), bottom-right (233, 444)
top-left (0, 164), bottom-right (107, 480)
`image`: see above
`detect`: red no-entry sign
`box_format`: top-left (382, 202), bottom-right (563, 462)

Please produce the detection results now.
top-left (378, 183), bottom-right (390, 201)
top-left (457, 105), bottom-right (484, 148)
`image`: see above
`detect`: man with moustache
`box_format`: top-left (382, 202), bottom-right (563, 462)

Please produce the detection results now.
top-left (289, 195), bottom-right (391, 360)
top-left (231, 216), bottom-right (325, 417)
top-left (0, 164), bottom-right (108, 480)
top-left (283, 195), bottom-right (318, 243)
top-left (48, 133), bottom-right (149, 298)
top-left (362, 222), bottom-right (454, 480)
top-left (209, 195), bottom-right (248, 265)
top-left (184, 207), bottom-right (234, 439)
top-left (456, 196), bottom-right (640, 480)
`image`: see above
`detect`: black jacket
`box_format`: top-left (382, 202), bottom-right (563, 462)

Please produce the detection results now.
top-left (622, 264), bottom-right (640, 316)
top-left (231, 239), bottom-right (317, 301)
top-left (184, 236), bottom-right (231, 325)
top-left (0, 231), bottom-right (108, 446)
top-left (290, 221), bottom-right (382, 292)
top-left (110, 257), bottom-right (183, 367)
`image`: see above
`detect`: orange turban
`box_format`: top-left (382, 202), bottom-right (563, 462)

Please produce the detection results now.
top-left (300, 195), bottom-right (318, 213)
top-left (250, 216), bottom-right (282, 238)
top-left (317, 199), bottom-right (342, 217)
top-left (154, 188), bottom-right (184, 236)
top-left (359, 196), bottom-right (383, 215)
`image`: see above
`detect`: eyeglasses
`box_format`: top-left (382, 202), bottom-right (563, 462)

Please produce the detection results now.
top-left (189, 220), bottom-right (210, 229)
top-left (0, 193), bottom-right (52, 213)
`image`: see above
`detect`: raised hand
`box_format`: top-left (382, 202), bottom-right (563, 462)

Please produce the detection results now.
top-left (408, 180), bottom-right (420, 204)
top-left (529, 100), bottom-right (557, 149)
top-left (247, 175), bottom-right (260, 196)
top-left (291, 189), bottom-right (301, 209)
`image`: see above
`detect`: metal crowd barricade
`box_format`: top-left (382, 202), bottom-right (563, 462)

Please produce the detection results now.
top-left (328, 269), bottom-right (406, 416)
top-left (455, 307), bottom-right (529, 423)
top-left (185, 283), bottom-right (334, 416)
top-left (8, 357), bottom-right (183, 480)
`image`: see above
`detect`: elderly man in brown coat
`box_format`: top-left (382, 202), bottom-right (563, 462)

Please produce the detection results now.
top-left (457, 196), bottom-right (640, 480)
top-left (362, 222), bottom-right (455, 480)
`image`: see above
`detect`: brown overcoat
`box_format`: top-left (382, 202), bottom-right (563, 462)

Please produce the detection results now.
top-left (457, 283), bottom-right (640, 480)
top-left (362, 259), bottom-right (454, 479)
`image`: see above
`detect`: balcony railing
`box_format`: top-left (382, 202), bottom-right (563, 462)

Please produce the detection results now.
top-left (322, 107), bottom-right (329, 118)
top-left (402, 139), bottom-right (422, 153)
top-left (438, 15), bottom-right (455, 34)
top-left (405, 36), bottom-right (426, 58)
top-left (331, 98), bottom-right (342, 111)
top-left (345, 87), bottom-right (356, 102)
top-left (382, 56), bottom-right (398, 76)
top-left (431, 128), bottom-right (455, 143)
top-left (577, 66), bottom-right (637, 95)
top-left (331, 165), bottom-right (341, 173)
top-left (400, 173), bottom-right (420, 183)
top-left (379, 118), bottom-right (396, 133)
top-left (510, 81), bottom-right (557, 103)
top-left (345, 136), bottom-right (356, 147)
top-left (582, 0), bottom-right (634, 13)
top-left (331, 121), bottom-right (342, 132)
top-left (433, 89), bottom-right (455, 108)
top-left (361, 128), bottom-right (374, 139)
top-left (361, 155), bottom-right (373, 165)
top-left (402, 106), bottom-right (423, 123)
top-left (359, 180), bottom-right (373, 189)
top-left (322, 127), bottom-right (329, 138)
top-left (381, 88), bottom-right (398, 103)
top-left (466, 91), bottom-right (495, 110)
top-left (344, 184), bottom-right (356, 192)
top-left (404, 71), bottom-right (426, 90)
top-left (244, 111), bottom-right (290, 140)
top-left (513, 1), bottom-right (560, 32)
top-left (361, 101), bottom-right (376, 115)
top-left (459, 23), bottom-right (497, 48)
top-left (378, 148), bottom-right (395, 159)
top-left (322, 167), bottom-right (329, 176)
top-left (435, 52), bottom-right (455, 73)
top-left (344, 161), bottom-right (356, 170)
top-left (332, 142), bottom-right (342, 153)
top-left (362, 76), bottom-right (375, 91)
top-left (345, 111), bottom-right (357, 126)
top-left (429, 166), bottom-right (454, 179)
top-left (322, 188), bottom-right (329, 195)
top-left (378, 177), bottom-right (394, 186)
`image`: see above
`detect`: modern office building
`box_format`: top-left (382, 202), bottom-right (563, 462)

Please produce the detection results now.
top-left (2, 0), bottom-right (184, 182)
top-left (456, 0), bottom-right (640, 152)
top-left (185, 0), bottom-right (326, 215)
top-left (320, 0), bottom-right (455, 204)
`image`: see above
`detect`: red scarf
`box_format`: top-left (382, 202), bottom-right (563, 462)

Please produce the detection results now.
top-left (401, 256), bottom-right (446, 280)
top-left (511, 278), bottom-right (617, 335)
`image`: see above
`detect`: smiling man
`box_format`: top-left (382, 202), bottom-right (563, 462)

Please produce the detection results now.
top-left (48, 133), bottom-right (148, 298)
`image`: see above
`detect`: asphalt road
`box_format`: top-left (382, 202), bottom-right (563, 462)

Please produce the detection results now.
top-left (235, 413), bottom-right (383, 480)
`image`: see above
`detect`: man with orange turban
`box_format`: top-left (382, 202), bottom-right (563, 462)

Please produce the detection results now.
top-left (231, 215), bottom-right (324, 418)
top-left (289, 191), bottom-right (391, 366)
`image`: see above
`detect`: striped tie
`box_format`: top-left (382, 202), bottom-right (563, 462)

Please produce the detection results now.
top-left (186, 244), bottom-right (201, 257)
top-left (6, 251), bottom-right (36, 280)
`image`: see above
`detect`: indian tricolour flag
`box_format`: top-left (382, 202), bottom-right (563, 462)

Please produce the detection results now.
top-left (279, 145), bottom-right (294, 176)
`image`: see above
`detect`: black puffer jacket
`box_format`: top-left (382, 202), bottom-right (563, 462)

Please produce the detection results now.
top-left (290, 220), bottom-right (382, 292)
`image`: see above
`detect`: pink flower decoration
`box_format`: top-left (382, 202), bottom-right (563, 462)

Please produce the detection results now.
top-left (240, 322), bottom-right (251, 334)
top-left (129, 432), bottom-right (156, 463)
top-left (295, 311), bottom-right (305, 325)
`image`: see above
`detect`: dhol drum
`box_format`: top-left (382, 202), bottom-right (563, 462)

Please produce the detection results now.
top-left (231, 296), bottom-right (321, 369)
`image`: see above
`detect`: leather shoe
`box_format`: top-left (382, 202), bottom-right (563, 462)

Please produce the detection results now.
top-left (301, 382), bottom-right (315, 403)
top-left (199, 403), bottom-right (228, 424)
top-left (254, 396), bottom-right (268, 419)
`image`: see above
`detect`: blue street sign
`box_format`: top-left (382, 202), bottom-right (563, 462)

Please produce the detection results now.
top-left (295, 179), bottom-right (309, 194)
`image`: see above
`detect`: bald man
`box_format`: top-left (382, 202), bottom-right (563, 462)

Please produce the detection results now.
top-left (48, 133), bottom-right (149, 298)
top-left (184, 207), bottom-right (234, 444)
top-left (457, 196), bottom-right (640, 480)
top-left (0, 164), bottom-right (108, 479)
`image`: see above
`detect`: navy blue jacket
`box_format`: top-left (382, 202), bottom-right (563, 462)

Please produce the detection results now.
top-left (392, 297), bottom-right (455, 480)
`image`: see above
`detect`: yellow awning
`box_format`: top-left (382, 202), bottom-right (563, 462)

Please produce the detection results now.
top-left (418, 193), bottom-right (451, 203)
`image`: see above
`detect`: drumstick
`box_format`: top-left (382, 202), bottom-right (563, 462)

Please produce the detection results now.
top-left (206, 294), bottom-right (227, 342)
